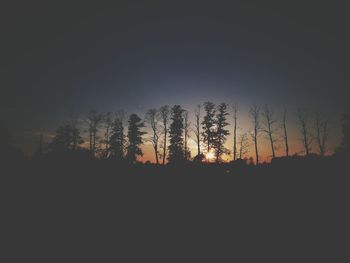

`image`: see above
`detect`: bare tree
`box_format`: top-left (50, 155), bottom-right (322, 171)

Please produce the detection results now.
top-left (282, 108), bottom-right (289, 157)
top-left (116, 110), bottom-right (126, 154)
top-left (145, 108), bottom-right (160, 164)
top-left (232, 104), bottom-right (238, 161)
top-left (250, 105), bottom-right (261, 164)
top-left (314, 111), bottom-right (331, 156)
top-left (238, 133), bottom-right (249, 159)
top-left (159, 105), bottom-right (170, 165)
top-left (65, 113), bottom-right (82, 151)
top-left (297, 109), bottom-right (312, 155)
top-left (262, 104), bottom-right (278, 159)
top-left (193, 104), bottom-right (201, 157)
top-left (183, 110), bottom-right (191, 160)
top-left (101, 112), bottom-right (113, 159)
top-left (87, 110), bottom-right (103, 158)
top-left (49, 120), bottom-right (83, 153)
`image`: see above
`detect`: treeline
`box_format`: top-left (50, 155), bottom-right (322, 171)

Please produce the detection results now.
top-left (33, 102), bottom-right (348, 165)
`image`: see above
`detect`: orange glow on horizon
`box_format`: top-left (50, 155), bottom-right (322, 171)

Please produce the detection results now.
top-left (205, 151), bottom-right (215, 162)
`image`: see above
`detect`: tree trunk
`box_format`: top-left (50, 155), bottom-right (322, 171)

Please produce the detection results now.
top-left (303, 127), bottom-right (310, 155)
top-left (154, 140), bottom-right (159, 164)
top-left (196, 123), bottom-right (200, 156)
top-left (162, 125), bottom-right (167, 165)
top-left (197, 135), bottom-right (200, 156)
top-left (254, 132), bottom-right (259, 164)
top-left (233, 115), bottom-right (237, 161)
top-left (267, 121), bottom-right (275, 159)
top-left (283, 112), bottom-right (289, 157)
top-left (269, 131), bottom-right (275, 159)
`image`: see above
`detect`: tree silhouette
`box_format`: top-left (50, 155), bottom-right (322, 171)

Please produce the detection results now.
top-left (314, 111), bottom-right (331, 156)
top-left (101, 112), bottom-right (113, 159)
top-left (232, 104), bottom-right (238, 161)
top-left (49, 122), bottom-right (83, 153)
top-left (193, 104), bottom-right (201, 157)
top-left (168, 105), bottom-right (185, 163)
top-left (238, 133), bottom-right (249, 159)
top-left (201, 101), bottom-right (216, 154)
top-left (109, 113), bottom-right (126, 161)
top-left (159, 105), bottom-right (170, 165)
top-left (10, 100), bottom-right (348, 166)
top-left (126, 114), bottom-right (146, 163)
top-left (145, 108), bottom-right (160, 164)
top-left (262, 104), bottom-right (278, 159)
top-left (297, 109), bottom-right (312, 155)
top-left (87, 110), bottom-right (103, 158)
top-left (67, 115), bottom-right (82, 151)
top-left (213, 103), bottom-right (230, 163)
top-left (184, 110), bottom-right (191, 160)
top-left (250, 105), bottom-right (261, 164)
top-left (282, 108), bottom-right (289, 157)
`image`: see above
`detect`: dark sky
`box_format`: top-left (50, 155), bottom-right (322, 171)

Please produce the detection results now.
top-left (1, 1), bottom-right (349, 152)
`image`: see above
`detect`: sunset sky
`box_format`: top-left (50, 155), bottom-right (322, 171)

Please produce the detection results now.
top-left (1, 1), bottom-right (349, 160)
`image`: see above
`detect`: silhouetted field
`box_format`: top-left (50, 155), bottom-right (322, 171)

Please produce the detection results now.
top-left (4, 154), bottom-right (348, 198)
top-left (2, 154), bottom-right (349, 261)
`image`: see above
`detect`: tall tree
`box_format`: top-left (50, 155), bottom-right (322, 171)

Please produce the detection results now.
top-left (232, 104), bottom-right (238, 161)
top-left (49, 122), bottom-right (83, 153)
top-left (145, 108), bottom-right (160, 164)
top-left (193, 104), bottom-right (201, 157)
top-left (201, 101), bottom-right (216, 154)
top-left (238, 133), bottom-right (249, 159)
top-left (87, 110), bottom-right (103, 157)
top-left (109, 113), bottom-right (125, 161)
top-left (262, 104), bottom-right (278, 159)
top-left (213, 103), bottom-right (230, 163)
top-left (314, 111), bottom-right (331, 156)
top-left (297, 109), bottom-right (312, 155)
top-left (250, 105), bottom-right (261, 164)
top-left (159, 105), bottom-right (170, 165)
top-left (282, 108), bottom-right (289, 157)
top-left (66, 114), bottom-right (81, 151)
top-left (126, 114), bottom-right (146, 163)
top-left (183, 110), bottom-right (191, 160)
top-left (168, 105), bottom-right (185, 163)
top-left (101, 112), bottom-right (113, 159)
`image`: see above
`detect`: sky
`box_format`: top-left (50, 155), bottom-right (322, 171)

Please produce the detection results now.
top-left (1, 1), bottom-right (349, 159)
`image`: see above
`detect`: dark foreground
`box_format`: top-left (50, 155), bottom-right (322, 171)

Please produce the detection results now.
top-left (2, 155), bottom-right (349, 261)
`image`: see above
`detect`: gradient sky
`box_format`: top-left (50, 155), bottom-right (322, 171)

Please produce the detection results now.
top-left (1, 1), bottom-right (349, 159)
